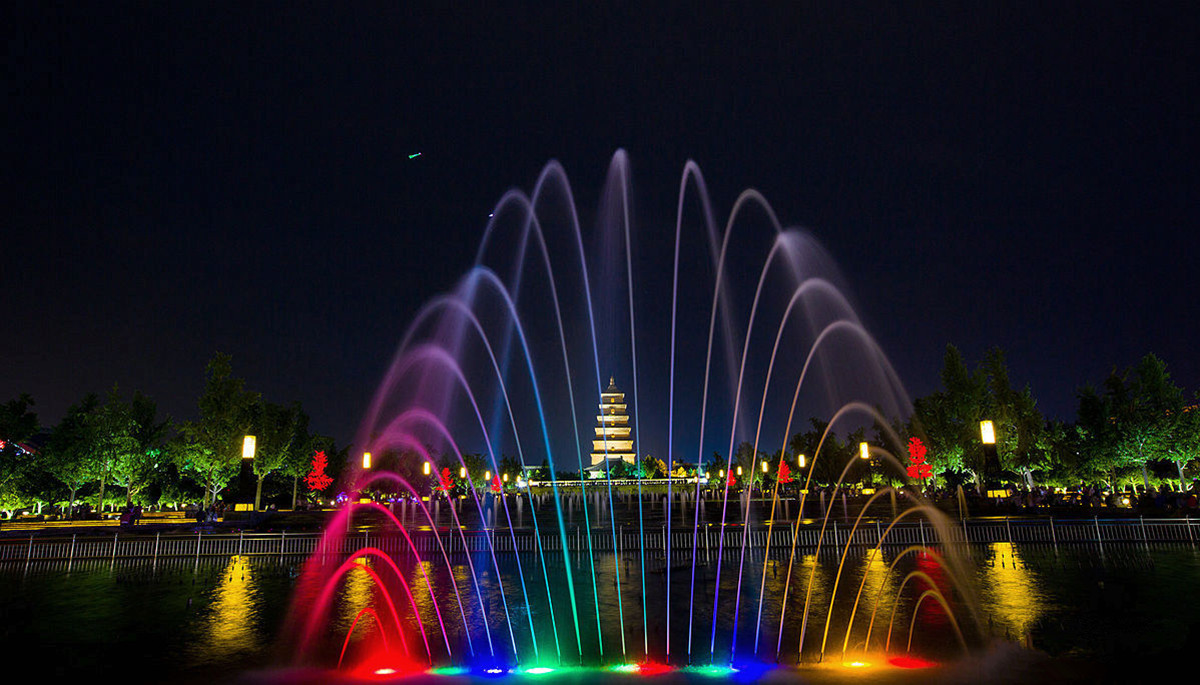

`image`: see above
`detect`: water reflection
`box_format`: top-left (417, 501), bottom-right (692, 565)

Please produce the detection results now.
top-left (977, 542), bottom-right (1042, 641)
top-left (197, 555), bottom-right (262, 661)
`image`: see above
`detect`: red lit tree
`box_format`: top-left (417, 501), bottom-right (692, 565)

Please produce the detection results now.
top-left (777, 461), bottom-right (793, 484)
top-left (906, 437), bottom-right (933, 480)
top-left (305, 450), bottom-right (334, 492)
top-left (490, 474), bottom-right (503, 494)
top-left (437, 467), bottom-right (454, 492)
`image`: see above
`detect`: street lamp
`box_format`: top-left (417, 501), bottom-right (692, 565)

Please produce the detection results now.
top-left (362, 452), bottom-right (372, 469)
top-left (423, 462), bottom-right (431, 476)
top-left (761, 461), bottom-right (769, 473)
top-left (459, 466), bottom-right (467, 479)
top-left (980, 420), bottom-right (1001, 495)
top-left (503, 473), bottom-right (509, 483)
top-left (736, 465), bottom-right (743, 476)
top-left (485, 470), bottom-right (492, 481)
top-left (980, 420), bottom-right (996, 445)
top-left (798, 453), bottom-right (806, 468)
top-left (242, 435), bottom-right (256, 460)
top-left (859, 442), bottom-right (870, 460)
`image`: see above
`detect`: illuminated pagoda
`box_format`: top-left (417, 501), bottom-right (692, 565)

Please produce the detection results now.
top-left (585, 376), bottom-right (636, 478)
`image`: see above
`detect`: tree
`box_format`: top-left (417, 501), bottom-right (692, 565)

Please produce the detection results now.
top-left (912, 345), bottom-right (1048, 489)
top-left (42, 395), bottom-right (101, 518)
top-left (981, 348), bottom-right (1050, 488)
top-left (306, 450), bottom-right (334, 492)
top-left (251, 401), bottom-right (309, 510)
top-left (641, 454), bottom-right (667, 478)
top-left (1164, 395), bottom-right (1200, 490)
top-left (177, 353), bottom-right (260, 507)
top-left (789, 418), bottom-right (851, 486)
top-left (89, 385), bottom-right (139, 511)
top-left (290, 434), bottom-right (336, 508)
top-left (0, 394), bottom-right (39, 515)
top-left (1105, 354), bottom-right (1183, 491)
top-left (110, 391), bottom-right (170, 507)
top-left (912, 345), bottom-right (987, 486)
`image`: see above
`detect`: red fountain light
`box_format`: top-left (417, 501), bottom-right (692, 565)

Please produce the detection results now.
top-left (888, 655), bottom-right (936, 669)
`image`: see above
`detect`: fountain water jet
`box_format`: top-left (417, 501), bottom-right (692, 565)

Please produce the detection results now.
top-left (286, 151), bottom-right (993, 676)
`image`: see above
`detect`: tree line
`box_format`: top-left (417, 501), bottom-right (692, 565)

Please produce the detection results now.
top-left (0, 353), bottom-right (347, 518)
top-left (3, 346), bottom-right (1197, 518)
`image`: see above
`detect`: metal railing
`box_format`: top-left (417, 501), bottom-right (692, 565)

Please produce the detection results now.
top-left (1, 517), bottom-right (1195, 566)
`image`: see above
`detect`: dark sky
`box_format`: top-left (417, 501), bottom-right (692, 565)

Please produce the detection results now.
top-left (6, 3), bottom-right (1198, 455)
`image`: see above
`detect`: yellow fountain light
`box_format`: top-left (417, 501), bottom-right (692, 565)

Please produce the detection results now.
top-left (241, 435), bottom-right (256, 460)
top-left (859, 442), bottom-right (870, 460)
top-left (861, 488), bottom-right (876, 495)
top-left (981, 420), bottom-right (996, 445)
top-left (362, 452), bottom-right (372, 469)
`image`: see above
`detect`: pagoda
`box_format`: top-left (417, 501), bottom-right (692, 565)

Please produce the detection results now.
top-left (587, 376), bottom-right (636, 475)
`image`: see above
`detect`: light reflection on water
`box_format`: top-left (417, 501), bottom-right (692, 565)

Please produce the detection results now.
top-left (1, 543), bottom-right (1198, 681)
top-left (977, 542), bottom-right (1044, 641)
top-left (193, 555), bottom-right (263, 664)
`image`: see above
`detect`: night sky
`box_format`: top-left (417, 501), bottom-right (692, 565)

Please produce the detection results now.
top-left (6, 4), bottom-right (1198, 455)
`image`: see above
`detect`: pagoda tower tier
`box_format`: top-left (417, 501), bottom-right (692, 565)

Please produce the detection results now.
top-left (589, 376), bottom-right (637, 466)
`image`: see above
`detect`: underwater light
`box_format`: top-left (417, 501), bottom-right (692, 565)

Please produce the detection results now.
top-left (843, 661), bottom-right (871, 668)
top-left (373, 668), bottom-right (396, 675)
top-left (888, 655), bottom-right (936, 669)
top-left (524, 667), bottom-right (555, 675)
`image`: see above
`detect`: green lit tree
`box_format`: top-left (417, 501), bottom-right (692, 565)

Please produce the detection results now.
top-left (110, 391), bottom-right (170, 507)
top-left (89, 386), bottom-right (140, 512)
top-left (250, 400), bottom-right (309, 510)
top-left (1108, 354), bottom-right (1183, 491)
top-left (1165, 394), bottom-right (1200, 490)
top-left (0, 394), bottom-right (39, 516)
top-left (177, 353), bottom-right (260, 507)
top-left (42, 395), bottom-right (101, 517)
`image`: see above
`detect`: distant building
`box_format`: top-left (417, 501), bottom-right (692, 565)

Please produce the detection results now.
top-left (585, 376), bottom-right (636, 478)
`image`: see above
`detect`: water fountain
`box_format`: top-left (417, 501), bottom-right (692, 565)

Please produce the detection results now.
top-left (281, 151), bottom-right (990, 680)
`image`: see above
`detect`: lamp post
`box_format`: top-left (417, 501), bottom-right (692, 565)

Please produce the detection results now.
top-left (362, 452), bottom-right (372, 469)
top-left (242, 435), bottom-right (259, 512)
top-left (859, 442), bottom-right (872, 488)
top-left (980, 420), bottom-right (1000, 496)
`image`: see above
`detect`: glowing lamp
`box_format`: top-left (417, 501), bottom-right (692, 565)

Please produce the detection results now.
top-left (762, 461), bottom-right (769, 473)
top-left (484, 470), bottom-right (491, 481)
top-left (981, 420), bottom-right (996, 444)
top-left (459, 466), bottom-right (467, 479)
top-left (719, 469), bottom-right (725, 478)
top-left (362, 452), bottom-right (372, 469)
top-left (423, 462), bottom-right (431, 475)
top-left (798, 453), bottom-right (806, 468)
top-left (859, 442), bottom-right (870, 460)
top-left (736, 465), bottom-right (743, 476)
top-left (241, 435), bottom-right (256, 460)
top-left (503, 473), bottom-right (509, 482)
